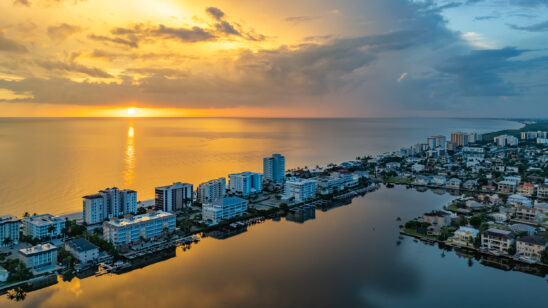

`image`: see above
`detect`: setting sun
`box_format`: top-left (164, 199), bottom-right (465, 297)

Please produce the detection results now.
top-left (128, 107), bottom-right (136, 115)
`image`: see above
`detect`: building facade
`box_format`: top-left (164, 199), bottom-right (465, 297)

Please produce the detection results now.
top-left (283, 178), bottom-right (317, 203)
top-left (450, 227), bottom-right (479, 247)
top-left (22, 214), bottom-right (64, 240)
top-left (228, 172), bottom-right (263, 196)
top-left (18, 243), bottom-right (58, 271)
top-left (65, 238), bottom-right (99, 264)
top-left (0, 215), bottom-right (20, 247)
top-left (83, 187), bottom-right (137, 225)
top-left (202, 197), bottom-right (248, 225)
top-left (103, 211), bottom-right (176, 246)
top-left (481, 228), bottom-right (515, 253)
top-left (494, 135), bottom-right (519, 147)
top-left (516, 236), bottom-right (547, 262)
top-left (155, 182), bottom-right (193, 212)
top-left (196, 178), bottom-right (226, 204)
top-left (263, 153), bottom-right (286, 184)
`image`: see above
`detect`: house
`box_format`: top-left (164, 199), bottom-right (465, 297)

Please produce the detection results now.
top-left (516, 236), bottom-right (547, 262)
top-left (507, 194), bottom-right (532, 207)
top-left (514, 206), bottom-right (540, 225)
top-left (463, 180), bottom-right (478, 190)
top-left (449, 227), bottom-right (479, 247)
top-left (517, 183), bottom-right (536, 196)
top-left (65, 238), bottom-right (99, 265)
top-left (538, 184), bottom-right (548, 199)
top-left (497, 181), bottom-right (517, 194)
top-left (446, 178), bottom-right (462, 190)
top-left (506, 166), bottom-right (519, 174)
top-left (411, 164), bottom-right (425, 172)
top-left (431, 176), bottom-right (447, 186)
top-left (422, 210), bottom-right (451, 235)
top-left (465, 200), bottom-right (484, 211)
top-left (509, 223), bottom-right (536, 236)
top-left (481, 228), bottom-right (515, 254)
top-left (414, 176), bottom-right (431, 186)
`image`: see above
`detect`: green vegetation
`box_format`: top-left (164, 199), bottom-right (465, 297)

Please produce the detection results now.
top-left (136, 207), bottom-right (147, 215)
top-left (482, 120), bottom-right (548, 142)
top-left (79, 232), bottom-right (119, 260)
top-left (1, 258), bottom-right (32, 283)
top-left (57, 247), bottom-right (76, 269)
top-left (65, 220), bottom-right (86, 237)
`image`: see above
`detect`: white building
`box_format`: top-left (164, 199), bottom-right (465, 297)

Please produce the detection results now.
top-left (431, 175), bottom-right (447, 186)
top-left (411, 164), bottom-right (425, 172)
top-left (450, 227), bottom-right (479, 247)
top-left (22, 214), bottom-right (64, 240)
top-left (494, 135), bottom-right (519, 147)
top-left (65, 238), bottom-right (99, 264)
top-left (316, 177), bottom-right (345, 195)
top-left (0, 265), bottom-right (8, 282)
top-left (83, 187), bottom-right (137, 225)
top-left (202, 197), bottom-right (248, 225)
top-left (462, 147), bottom-right (485, 161)
top-left (103, 211), bottom-right (176, 246)
top-left (18, 243), bottom-right (58, 272)
top-left (196, 177), bottom-right (226, 204)
top-left (155, 182), bottom-right (193, 212)
top-left (283, 178), bottom-right (317, 203)
top-left (228, 172), bottom-right (263, 196)
top-left (263, 153), bottom-right (285, 184)
top-left (0, 215), bottom-right (20, 247)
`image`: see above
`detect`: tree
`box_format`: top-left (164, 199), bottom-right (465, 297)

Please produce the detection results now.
top-left (2, 237), bottom-right (13, 247)
top-left (469, 216), bottom-right (482, 229)
top-left (137, 207), bottom-right (147, 215)
top-left (47, 224), bottom-right (56, 240)
top-left (541, 247), bottom-right (548, 265)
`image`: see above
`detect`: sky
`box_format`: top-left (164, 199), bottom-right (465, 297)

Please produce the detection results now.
top-left (0, 0), bottom-right (547, 117)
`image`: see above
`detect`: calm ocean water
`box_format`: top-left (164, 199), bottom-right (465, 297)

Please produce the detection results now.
top-left (0, 117), bottom-right (521, 216)
top-left (3, 117), bottom-right (546, 308)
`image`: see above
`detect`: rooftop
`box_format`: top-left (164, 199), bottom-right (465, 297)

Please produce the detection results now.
top-left (0, 215), bottom-right (19, 224)
top-left (517, 236), bottom-right (547, 246)
top-left (105, 211), bottom-right (174, 227)
top-left (23, 214), bottom-right (63, 226)
top-left (67, 238), bottom-right (98, 252)
top-left (483, 228), bottom-right (514, 239)
top-left (19, 243), bottom-right (57, 256)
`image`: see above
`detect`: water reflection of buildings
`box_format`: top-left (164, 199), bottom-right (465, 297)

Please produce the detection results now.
top-left (286, 204), bottom-right (316, 223)
top-left (206, 222), bottom-right (248, 240)
top-left (124, 124), bottom-right (136, 186)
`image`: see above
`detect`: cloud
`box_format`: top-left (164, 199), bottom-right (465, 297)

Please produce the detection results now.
top-left (47, 23), bottom-right (82, 40)
top-left (13, 0), bottom-right (31, 6)
top-left (508, 20), bottom-right (548, 32)
top-left (206, 7), bottom-right (225, 21)
top-left (474, 15), bottom-right (498, 21)
top-left (35, 59), bottom-right (114, 78)
top-left (285, 16), bottom-right (322, 23)
top-left (397, 72), bottom-right (407, 82)
top-left (0, 32), bottom-right (28, 53)
top-left (88, 34), bottom-right (139, 48)
top-left (153, 25), bottom-right (216, 42)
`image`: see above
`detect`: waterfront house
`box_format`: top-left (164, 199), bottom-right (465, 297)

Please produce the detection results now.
top-left (431, 176), bottom-right (447, 187)
top-left (449, 227), bottom-right (479, 247)
top-left (509, 224), bottom-right (536, 236)
top-left (65, 238), bottom-right (99, 265)
top-left (516, 236), bottom-right (547, 262)
top-left (481, 228), bottom-right (515, 254)
top-left (463, 179), bottom-right (478, 190)
top-left (22, 214), bottom-right (65, 240)
top-left (446, 178), bottom-right (462, 190)
top-left (422, 210), bottom-right (451, 235)
top-left (414, 176), bottom-right (431, 186)
top-left (18, 243), bottom-right (58, 273)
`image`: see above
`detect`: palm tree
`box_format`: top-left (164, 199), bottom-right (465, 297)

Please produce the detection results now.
top-left (47, 225), bottom-right (56, 240)
top-left (2, 237), bottom-right (13, 248)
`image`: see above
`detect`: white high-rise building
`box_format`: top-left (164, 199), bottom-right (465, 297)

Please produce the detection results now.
top-left (283, 178), bottom-right (317, 203)
top-left (155, 182), bottom-right (193, 212)
top-left (228, 172), bottom-right (263, 196)
top-left (202, 197), bottom-right (248, 225)
top-left (0, 215), bottom-right (20, 247)
top-left (196, 178), bottom-right (226, 205)
top-left (83, 187), bottom-right (137, 225)
top-left (263, 154), bottom-right (286, 184)
top-left (494, 135), bottom-right (519, 147)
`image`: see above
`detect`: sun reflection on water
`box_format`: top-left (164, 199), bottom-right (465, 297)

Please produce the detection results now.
top-left (124, 123), bottom-right (136, 186)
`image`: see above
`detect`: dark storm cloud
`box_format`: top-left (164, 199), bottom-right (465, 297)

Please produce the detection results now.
top-left (508, 20), bottom-right (548, 31)
top-left (0, 32), bottom-right (28, 53)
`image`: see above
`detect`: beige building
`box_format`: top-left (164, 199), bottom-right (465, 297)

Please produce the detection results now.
top-left (422, 210), bottom-right (451, 235)
top-left (514, 206), bottom-right (540, 225)
top-left (481, 228), bottom-right (515, 254)
top-left (516, 236), bottom-right (547, 262)
top-left (449, 227), bottom-right (479, 247)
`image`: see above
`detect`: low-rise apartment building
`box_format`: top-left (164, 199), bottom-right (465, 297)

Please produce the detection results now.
top-left (65, 238), bottom-right (99, 264)
top-left (18, 243), bottom-right (58, 272)
top-left (481, 228), bottom-right (515, 254)
top-left (202, 197), bottom-right (248, 225)
top-left (103, 211), bottom-right (176, 246)
top-left (0, 215), bottom-right (20, 247)
top-left (22, 214), bottom-right (64, 240)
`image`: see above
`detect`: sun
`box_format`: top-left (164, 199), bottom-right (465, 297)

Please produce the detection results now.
top-left (127, 107), bottom-right (136, 115)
